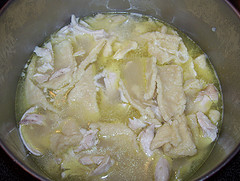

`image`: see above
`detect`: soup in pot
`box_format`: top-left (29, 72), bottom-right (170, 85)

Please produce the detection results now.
top-left (15, 13), bottom-right (223, 181)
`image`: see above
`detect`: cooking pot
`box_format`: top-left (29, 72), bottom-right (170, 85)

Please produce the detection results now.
top-left (0, 0), bottom-right (239, 180)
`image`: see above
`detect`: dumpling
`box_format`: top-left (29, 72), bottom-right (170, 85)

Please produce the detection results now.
top-left (37, 40), bottom-right (76, 90)
top-left (208, 109), bottom-right (221, 124)
top-left (76, 39), bottom-right (106, 80)
top-left (41, 67), bottom-right (74, 90)
top-left (157, 65), bottom-right (186, 122)
top-left (24, 76), bottom-right (55, 112)
top-left (67, 64), bottom-right (100, 122)
top-left (53, 40), bottom-right (76, 70)
top-left (191, 84), bottom-right (219, 114)
top-left (144, 57), bottom-right (158, 100)
top-left (151, 115), bottom-right (197, 158)
top-left (182, 58), bottom-right (197, 81)
top-left (50, 119), bottom-right (83, 154)
top-left (141, 32), bottom-right (188, 64)
top-left (141, 32), bottom-right (181, 53)
top-left (90, 122), bottom-right (139, 151)
top-left (120, 57), bottom-right (159, 119)
top-left (193, 54), bottom-right (214, 83)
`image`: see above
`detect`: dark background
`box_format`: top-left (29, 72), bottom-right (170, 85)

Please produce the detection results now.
top-left (0, 0), bottom-right (239, 180)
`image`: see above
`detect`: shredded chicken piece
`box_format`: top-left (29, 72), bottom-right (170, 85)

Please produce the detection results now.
top-left (59, 15), bottom-right (108, 40)
top-left (37, 40), bottom-right (76, 90)
top-left (20, 114), bottom-right (45, 125)
top-left (196, 112), bottom-right (218, 141)
top-left (155, 157), bottom-right (170, 181)
top-left (34, 42), bottom-right (54, 73)
top-left (79, 154), bottom-right (114, 176)
top-left (94, 70), bottom-right (119, 99)
top-left (19, 107), bottom-right (44, 125)
top-left (128, 117), bottom-right (146, 130)
top-left (91, 155), bottom-right (115, 176)
top-left (74, 129), bottom-right (99, 152)
top-left (33, 73), bottom-right (50, 84)
top-left (49, 67), bottom-right (71, 80)
top-left (113, 41), bottom-right (138, 60)
top-left (196, 84), bottom-right (219, 102)
top-left (129, 115), bottom-right (161, 129)
top-left (42, 69), bottom-right (73, 90)
top-left (138, 124), bottom-right (155, 156)
top-left (193, 84), bottom-right (219, 113)
top-left (71, 15), bottom-right (108, 39)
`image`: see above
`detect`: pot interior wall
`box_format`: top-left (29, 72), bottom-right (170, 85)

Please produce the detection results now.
top-left (0, 0), bottom-right (239, 180)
